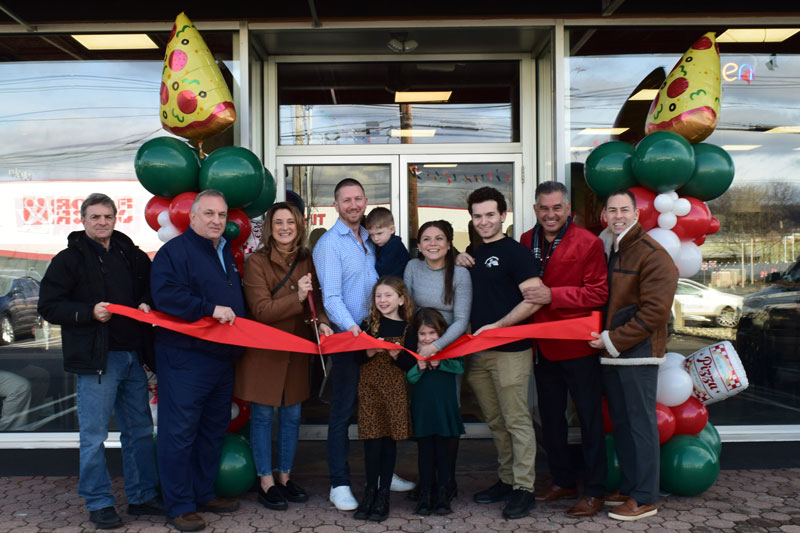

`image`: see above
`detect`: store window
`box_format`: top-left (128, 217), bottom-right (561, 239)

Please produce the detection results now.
top-left (567, 26), bottom-right (800, 425)
top-left (278, 61), bottom-right (520, 145)
top-left (0, 32), bottom-right (234, 432)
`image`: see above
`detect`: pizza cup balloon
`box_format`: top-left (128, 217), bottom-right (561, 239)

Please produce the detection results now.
top-left (632, 131), bottom-right (696, 193)
top-left (199, 146), bottom-right (266, 209)
top-left (134, 136), bottom-right (200, 198)
top-left (678, 143), bottom-right (735, 201)
top-left (161, 12), bottom-right (236, 148)
top-left (645, 33), bottom-right (721, 144)
top-left (584, 141), bottom-right (638, 197)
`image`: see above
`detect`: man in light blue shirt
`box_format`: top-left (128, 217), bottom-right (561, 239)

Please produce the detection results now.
top-left (313, 178), bottom-right (380, 511)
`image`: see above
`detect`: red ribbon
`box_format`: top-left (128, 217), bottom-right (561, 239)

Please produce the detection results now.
top-left (108, 304), bottom-right (601, 360)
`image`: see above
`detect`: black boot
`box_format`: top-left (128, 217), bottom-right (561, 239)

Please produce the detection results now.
top-left (446, 479), bottom-right (458, 502)
top-left (368, 488), bottom-right (390, 522)
top-left (353, 486), bottom-right (376, 520)
top-left (434, 486), bottom-right (452, 515)
top-left (414, 487), bottom-right (433, 516)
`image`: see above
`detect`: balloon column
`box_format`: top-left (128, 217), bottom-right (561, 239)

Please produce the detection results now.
top-left (585, 33), bottom-right (733, 278)
top-left (603, 343), bottom-right (748, 497)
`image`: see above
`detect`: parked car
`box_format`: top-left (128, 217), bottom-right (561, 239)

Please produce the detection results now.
top-left (736, 256), bottom-right (800, 386)
top-left (0, 271), bottom-right (42, 345)
top-left (673, 278), bottom-right (743, 328)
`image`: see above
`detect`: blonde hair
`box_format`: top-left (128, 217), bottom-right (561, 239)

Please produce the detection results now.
top-left (365, 275), bottom-right (415, 335)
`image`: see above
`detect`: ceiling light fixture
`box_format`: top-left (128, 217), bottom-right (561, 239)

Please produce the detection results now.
top-left (717, 28), bottom-right (800, 43)
top-left (570, 146), bottom-right (593, 152)
top-left (395, 91), bottom-right (452, 103)
top-left (390, 129), bottom-right (436, 137)
top-left (765, 126), bottom-right (800, 134)
top-left (722, 145), bottom-right (761, 151)
top-left (628, 89), bottom-right (659, 101)
top-left (387, 32), bottom-right (418, 53)
top-left (579, 127), bottom-right (629, 135)
top-left (423, 163), bottom-right (458, 167)
top-left (71, 34), bottom-right (158, 50)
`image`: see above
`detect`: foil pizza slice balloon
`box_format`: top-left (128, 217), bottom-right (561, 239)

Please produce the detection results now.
top-left (160, 12), bottom-right (236, 143)
top-left (645, 32), bottom-right (721, 144)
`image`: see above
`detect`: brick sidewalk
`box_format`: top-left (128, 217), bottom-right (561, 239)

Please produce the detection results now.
top-left (3, 467), bottom-right (800, 532)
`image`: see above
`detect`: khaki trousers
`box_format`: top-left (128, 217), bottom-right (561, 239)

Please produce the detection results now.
top-left (467, 348), bottom-right (536, 490)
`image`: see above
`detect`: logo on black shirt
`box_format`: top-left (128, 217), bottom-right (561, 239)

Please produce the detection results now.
top-left (484, 256), bottom-right (500, 268)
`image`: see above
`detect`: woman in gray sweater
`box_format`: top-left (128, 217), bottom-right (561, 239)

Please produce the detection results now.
top-left (403, 220), bottom-right (472, 502)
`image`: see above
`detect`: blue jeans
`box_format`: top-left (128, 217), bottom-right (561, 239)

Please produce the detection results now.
top-left (327, 351), bottom-right (359, 487)
top-left (76, 350), bottom-right (158, 511)
top-left (250, 401), bottom-right (302, 476)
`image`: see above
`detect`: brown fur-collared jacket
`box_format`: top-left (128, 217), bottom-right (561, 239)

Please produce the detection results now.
top-left (599, 223), bottom-right (678, 366)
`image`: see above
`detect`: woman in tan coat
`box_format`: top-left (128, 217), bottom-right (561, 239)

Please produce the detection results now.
top-left (234, 202), bottom-right (333, 511)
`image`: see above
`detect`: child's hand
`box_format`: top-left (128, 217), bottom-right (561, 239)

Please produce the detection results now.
top-left (366, 348), bottom-right (378, 358)
top-left (429, 359), bottom-right (440, 369)
top-left (418, 343), bottom-right (439, 359)
top-left (417, 359), bottom-right (428, 371)
top-left (388, 342), bottom-right (401, 359)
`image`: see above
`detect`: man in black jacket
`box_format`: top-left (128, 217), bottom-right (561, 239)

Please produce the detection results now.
top-left (38, 193), bottom-right (162, 530)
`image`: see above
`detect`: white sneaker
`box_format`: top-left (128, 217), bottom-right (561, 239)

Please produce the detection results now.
top-left (390, 473), bottom-right (415, 492)
top-left (329, 486), bottom-right (358, 511)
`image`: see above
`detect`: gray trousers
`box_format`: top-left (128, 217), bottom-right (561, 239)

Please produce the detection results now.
top-left (602, 364), bottom-right (660, 505)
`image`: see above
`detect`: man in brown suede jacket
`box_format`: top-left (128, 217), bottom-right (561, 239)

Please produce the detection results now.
top-left (589, 189), bottom-right (678, 522)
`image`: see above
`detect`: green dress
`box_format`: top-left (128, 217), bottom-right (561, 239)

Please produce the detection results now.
top-left (408, 358), bottom-right (465, 438)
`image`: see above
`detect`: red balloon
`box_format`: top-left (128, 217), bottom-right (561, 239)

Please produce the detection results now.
top-left (671, 397), bottom-right (709, 435)
top-left (707, 217), bottom-right (720, 235)
top-left (169, 191), bottom-right (198, 233)
top-left (673, 197), bottom-right (711, 241)
top-left (656, 402), bottom-right (677, 444)
top-left (226, 396), bottom-right (251, 433)
top-left (145, 196), bottom-right (171, 231)
top-left (629, 186), bottom-right (658, 231)
top-left (602, 397), bottom-right (614, 434)
top-left (227, 209), bottom-right (252, 249)
top-left (232, 246), bottom-right (245, 275)
top-left (693, 235), bottom-right (706, 246)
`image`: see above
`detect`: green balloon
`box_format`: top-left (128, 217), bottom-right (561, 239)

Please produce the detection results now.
top-left (223, 221), bottom-right (241, 241)
top-left (696, 422), bottom-right (722, 458)
top-left (632, 131), bottom-right (696, 193)
top-left (199, 146), bottom-right (265, 208)
top-left (660, 435), bottom-right (719, 496)
top-left (242, 168), bottom-right (277, 219)
top-left (214, 434), bottom-right (256, 497)
top-left (677, 144), bottom-right (735, 201)
top-left (584, 141), bottom-right (638, 197)
top-left (134, 137), bottom-right (200, 198)
top-left (605, 434), bottom-right (621, 492)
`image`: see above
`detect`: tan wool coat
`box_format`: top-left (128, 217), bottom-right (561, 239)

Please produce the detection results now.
top-left (233, 248), bottom-right (329, 407)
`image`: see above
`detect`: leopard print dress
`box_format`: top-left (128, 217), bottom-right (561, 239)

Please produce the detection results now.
top-left (357, 317), bottom-right (413, 440)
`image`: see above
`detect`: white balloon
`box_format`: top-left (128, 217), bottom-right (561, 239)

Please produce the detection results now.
top-left (656, 367), bottom-right (694, 407)
top-left (673, 198), bottom-right (691, 216)
top-left (658, 212), bottom-right (677, 230)
top-left (654, 193), bottom-right (675, 214)
top-left (157, 210), bottom-right (171, 228)
top-left (668, 191), bottom-right (679, 201)
top-left (660, 352), bottom-right (687, 372)
top-left (676, 241), bottom-right (703, 277)
top-left (647, 228), bottom-right (681, 262)
top-left (157, 223), bottom-right (181, 243)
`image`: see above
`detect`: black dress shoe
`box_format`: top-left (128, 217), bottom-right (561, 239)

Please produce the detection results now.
top-left (89, 506), bottom-right (123, 529)
top-left (258, 485), bottom-right (288, 511)
top-left (474, 479), bottom-right (513, 504)
top-left (414, 487), bottom-right (433, 516)
top-left (368, 488), bottom-right (390, 522)
top-left (446, 480), bottom-right (458, 502)
top-left (353, 486), bottom-right (376, 520)
top-left (503, 489), bottom-right (535, 519)
top-left (434, 486), bottom-right (452, 515)
top-left (276, 479), bottom-right (309, 503)
top-left (128, 496), bottom-right (165, 516)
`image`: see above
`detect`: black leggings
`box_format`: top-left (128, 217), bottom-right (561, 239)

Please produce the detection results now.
top-left (417, 435), bottom-right (457, 490)
top-left (364, 437), bottom-right (397, 491)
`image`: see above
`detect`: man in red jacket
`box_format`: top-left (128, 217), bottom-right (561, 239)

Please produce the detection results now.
top-left (520, 181), bottom-right (608, 518)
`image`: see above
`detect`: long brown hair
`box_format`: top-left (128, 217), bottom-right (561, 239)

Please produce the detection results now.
top-left (259, 202), bottom-right (309, 261)
top-left (365, 275), bottom-right (416, 335)
top-left (417, 220), bottom-right (456, 305)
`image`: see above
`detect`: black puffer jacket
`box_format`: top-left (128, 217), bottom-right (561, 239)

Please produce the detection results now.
top-left (38, 230), bottom-right (154, 375)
